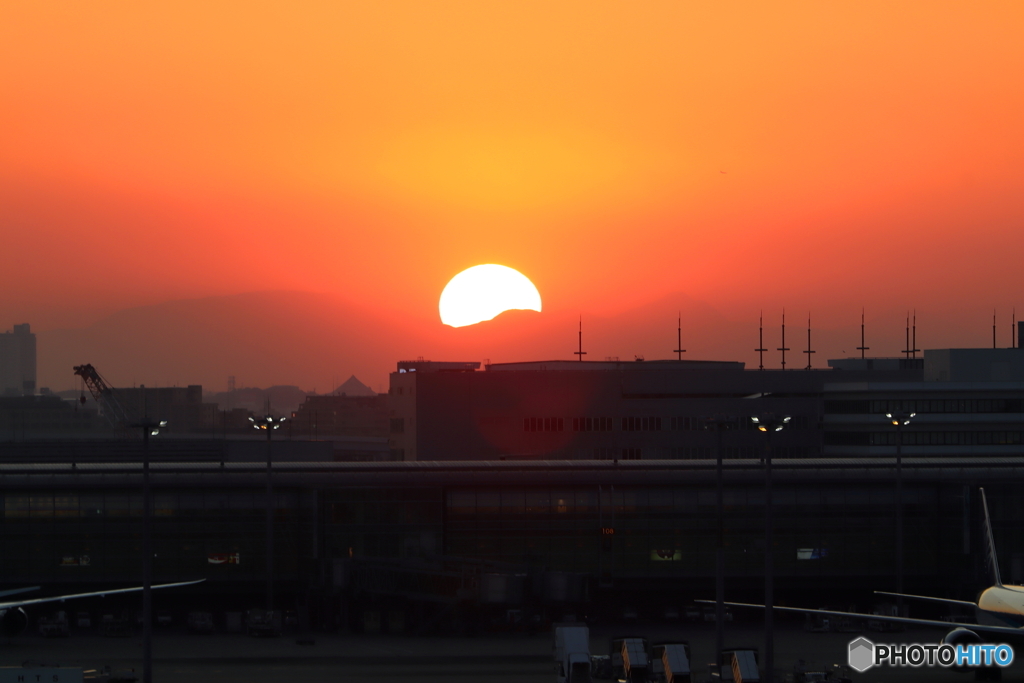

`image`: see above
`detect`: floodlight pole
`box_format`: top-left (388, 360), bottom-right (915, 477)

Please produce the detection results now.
top-left (251, 414), bottom-right (286, 612)
top-left (764, 428), bottom-right (774, 683)
top-left (130, 417), bottom-right (166, 683)
top-left (886, 410), bottom-right (914, 617)
top-left (705, 416), bottom-right (733, 658)
top-left (143, 426), bottom-right (152, 683)
top-left (267, 423), bottom-right (274, 611)
top-left (752, 413), bottom-right (790, 683)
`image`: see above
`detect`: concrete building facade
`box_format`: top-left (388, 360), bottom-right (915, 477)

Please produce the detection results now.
top-left (388, 358), bottom-right (919, 462)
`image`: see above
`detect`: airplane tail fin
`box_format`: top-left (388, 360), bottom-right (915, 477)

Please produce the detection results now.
top-left (981, 488), bottom-right (1003, 587)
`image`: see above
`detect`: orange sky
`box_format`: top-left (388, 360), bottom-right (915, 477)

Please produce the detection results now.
top-left (3, 2), bottom-right (1024, 387)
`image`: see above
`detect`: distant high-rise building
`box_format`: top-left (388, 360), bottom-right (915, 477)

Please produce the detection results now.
top-left (0, 324), bottom-right (36, 396)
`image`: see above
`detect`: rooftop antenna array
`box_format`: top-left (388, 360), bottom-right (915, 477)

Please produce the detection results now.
top-left (755, 312), bottom-right (767, 370)
top-left (574, 316), bottom-right (587, 362)
top-left (778, 310), bottom-right (790, 370)
top-left (856, 309), bottom-right (869, 359)
top-left (902, 311), bottom-right (919, 360)
top-left (674, 312), bottom-right (686, 360)
top-left (804, 313), bottom-right (815, 370)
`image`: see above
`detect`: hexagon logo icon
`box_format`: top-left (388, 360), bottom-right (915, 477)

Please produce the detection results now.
top-left (848, 637), bottom-right (875, 672)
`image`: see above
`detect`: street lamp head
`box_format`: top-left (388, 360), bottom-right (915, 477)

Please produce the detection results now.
top-left (158, 420), bottom-right (168, 428)
top-left (886, 411), bottom-right (915, 426)
top-left (752, 413), bottom-right (791, 432)
top-left (150, 429), bottom-right (159, 436)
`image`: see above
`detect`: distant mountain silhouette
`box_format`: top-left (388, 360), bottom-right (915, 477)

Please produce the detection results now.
top-left (330, 375), bottom-right (376, 396)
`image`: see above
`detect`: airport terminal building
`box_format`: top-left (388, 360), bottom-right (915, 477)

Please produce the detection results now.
top-left (2, 344), bottom-right (1024, 632)
top-left (3, 454), bottom-right (1024, 631)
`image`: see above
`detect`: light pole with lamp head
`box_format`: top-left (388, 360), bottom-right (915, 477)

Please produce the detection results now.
top-left (129, 417), bottom-right (167, 683)
top-left (703, 415), bottom-right (734, 658)
top-left (250, 414), bottom-right (286, 612)
top-left (886, 409), bottom-right (914, 617)
top-left (750, 413), bottom-right (790, 683)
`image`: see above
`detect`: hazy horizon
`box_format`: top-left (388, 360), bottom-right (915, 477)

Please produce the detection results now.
top-left (25, 288), bottom-right (1019, 395)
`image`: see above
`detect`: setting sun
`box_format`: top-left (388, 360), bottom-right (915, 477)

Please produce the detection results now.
top-left (439, 264), bottom-right (542, 328)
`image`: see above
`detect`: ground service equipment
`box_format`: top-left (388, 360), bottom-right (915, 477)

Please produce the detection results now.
top-left (653, 643), bottom-right (691, 683)
top-left (620, 638), bottom-right (650, 683)
top-left (553, 624), bottom-right (592, 683)
top-left (730, 650), bottom-right (760, 683)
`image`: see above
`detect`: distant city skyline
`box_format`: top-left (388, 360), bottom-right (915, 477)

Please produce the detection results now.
top-left (24, 290), bottom-right (1024, 395)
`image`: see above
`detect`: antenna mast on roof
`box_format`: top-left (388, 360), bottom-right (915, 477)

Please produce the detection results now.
top-left (994, 309), bottom-right (998, 349)
top-left (903, 311), bottom-right (920, 360)
top-left (755, 311), bottom-right (767, 370)
top-left (574, 317), bottom-right (587, 362)
top-left (674, 312), bottom-right (686, 361)
top-left (778, 310), bottom-right (790, 370)
top-left (902, 313), bottom-right (911, 360)
top-left (856, 309), bottom-right (869, 359)
top-left (804, 313), bottom-right (815, 370)
top-left (1013, 309), bottom-right (1017, 349)
top-left (912, 310), bottom-right (920, 360)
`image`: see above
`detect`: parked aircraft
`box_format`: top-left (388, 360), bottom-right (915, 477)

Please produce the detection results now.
top-left (0, 579), bottom-right (204, 636)
top-left (704, 489), bottom-right (1024, 644)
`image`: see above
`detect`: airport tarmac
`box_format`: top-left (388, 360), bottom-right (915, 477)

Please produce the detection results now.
top-left (1, 619), bottom-right (1021, 682)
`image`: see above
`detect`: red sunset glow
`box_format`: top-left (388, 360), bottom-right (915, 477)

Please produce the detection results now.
top-left (2, 2), bottom-right (1023, 391)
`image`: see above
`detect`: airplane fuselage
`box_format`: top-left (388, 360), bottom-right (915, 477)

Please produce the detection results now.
top-left (977, 585), bottom-right (1024, 629)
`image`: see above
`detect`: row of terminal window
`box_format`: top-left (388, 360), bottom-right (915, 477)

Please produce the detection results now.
top-left (825, 399), bottom-right (1024, 415)
top-left (526, 417), bottom-right (656, 433)
top-left (525, 416), bottom-right (810, 433)
top-left (588, 446), bottom-right (815, 460)
top-left (824, 430), bottom-right (1024, 446)
top-left (527, 417), bottom-right (661, 433)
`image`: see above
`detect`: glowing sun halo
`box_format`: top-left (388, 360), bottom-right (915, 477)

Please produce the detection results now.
top-left (439, 264), bottom-right (542, 327)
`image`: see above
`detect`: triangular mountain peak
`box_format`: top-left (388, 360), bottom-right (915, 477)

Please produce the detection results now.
top-left (333, 375), bottom-right (376, 396)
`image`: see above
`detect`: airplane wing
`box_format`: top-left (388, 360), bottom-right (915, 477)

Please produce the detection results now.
top-left (874, 590), bottom-right (976, 607)
top-left (695, 600), bottom-right (1024, 638)
top-left (0, 579), bottom-right (205, 610)
top-left (0, 587), bottom-right (41, 600)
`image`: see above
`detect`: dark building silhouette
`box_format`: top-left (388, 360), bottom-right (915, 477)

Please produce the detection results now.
top-left (290, 393), bottom-right (388, 439)
top-left (0, 394), bottom-right (102, 438)
top-left (387, 358), bottom-right (916, 461)
top-left (0, 323), bottom-right (36, 396)
top-left (112, 385), bottom-right (219, 433)
top-left (389, 349), bottom-right (1024, 462)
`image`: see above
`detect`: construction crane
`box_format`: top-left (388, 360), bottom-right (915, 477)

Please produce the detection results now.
top-left (73, 364), bottom-right (134, 428)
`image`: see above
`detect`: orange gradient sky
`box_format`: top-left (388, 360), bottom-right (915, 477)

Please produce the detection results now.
top-left (3, 2), bottom-right (1024, 388)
